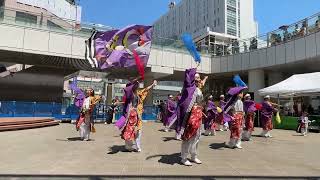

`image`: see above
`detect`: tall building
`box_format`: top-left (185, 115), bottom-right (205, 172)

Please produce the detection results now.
top-left (153, 0), bottom-right (257, 39)
top-left (153, 0), bottom-right (258, 56)
top-left (1, 0), bottom-right (81, 29)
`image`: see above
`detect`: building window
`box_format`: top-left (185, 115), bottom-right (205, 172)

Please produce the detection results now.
top-left (0, 0), bottom-right (4, 20)
top-left (47, 20), bottom-right (65, 31)
top-left (217, 18), bottom-right (220, 26)
top-left (227, 0), bottom-right (237, 7)
top-left (15, 11), bottom-right (37, 25)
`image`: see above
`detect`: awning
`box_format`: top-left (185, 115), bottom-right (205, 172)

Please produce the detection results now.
top-left (259, 72), bottom-right (320, 98)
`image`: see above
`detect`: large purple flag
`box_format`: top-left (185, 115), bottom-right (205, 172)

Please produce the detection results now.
top-left (85, 25), bottom-right (153, 71)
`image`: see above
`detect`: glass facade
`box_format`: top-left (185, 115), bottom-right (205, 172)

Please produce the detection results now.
top-left (226, 0), bottom-right (238, 36)
top-left (47, 20), bottom-right (65, 31)
top-left (15, 11), bottom-right (37, 25)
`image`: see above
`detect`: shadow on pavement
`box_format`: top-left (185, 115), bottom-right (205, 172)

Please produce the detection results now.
top-left (146, 153), bottom-right (181, 165)
top-left (56, 137), bottom-right (95, 142)
top-left (162, 137), bottom-right (178, 142)
top-left (209, 142), bottom-right (226, 150)
top-left (107, 145), bottom-right (131, 154)
top-left (67, 137), bottom-right (83, 141)
top-left (0, 174), bottom-right (318, 180)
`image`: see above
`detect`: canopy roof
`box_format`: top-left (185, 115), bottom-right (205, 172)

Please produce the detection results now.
top-left (258, 72), bottom-right (320, 98)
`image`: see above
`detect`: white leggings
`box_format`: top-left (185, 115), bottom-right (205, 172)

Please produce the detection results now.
top-left (181, 128), bottom-right (201, 160)
top-left (79, 123), bottom-right (90, 140)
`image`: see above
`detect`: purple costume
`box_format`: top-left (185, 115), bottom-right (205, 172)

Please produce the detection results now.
top-left (69, 79), bottom-right (85, 108)
top-left (115, 80), bottom-right (139, 130)
top-left (164, 98), bottom-right (177, 128)
top-left (204, 100), bottom-right (218, 130)
top-left (222, 87), bottom-right (248, 123)
top-left (219, 100), bottom-right (227, 110)
top-left (244, 100), bottom-right (257, 114)
top-left (176, 68), bottom-right (197, 134)
top-left (260, 101), bottom-right (276, 131)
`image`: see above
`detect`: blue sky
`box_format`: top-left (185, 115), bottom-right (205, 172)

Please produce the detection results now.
top-left (80, 0), bottom-right (320, 35)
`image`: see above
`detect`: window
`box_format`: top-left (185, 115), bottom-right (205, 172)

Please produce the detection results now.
top-left (47, 20), bottom-right (65, 31)
top-left (227, 28), bottom-right (237, 36)
top-left (227, 0), bottom-right (237, 7)
top-left (0, 0), bottom-right (4, 20)
top-left (15, 11), bottom-right (37, 25)
top-left (217, 18), bottom-right (220, 26)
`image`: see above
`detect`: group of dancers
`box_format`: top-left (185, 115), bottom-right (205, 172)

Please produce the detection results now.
top-left (71, 63), bottom-right (289, 166)
top-left (110, 62), bottom-right (283, 166)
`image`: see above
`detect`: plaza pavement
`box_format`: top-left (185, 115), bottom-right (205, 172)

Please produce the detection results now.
top-left (0, 122), bottom-right (320, 179)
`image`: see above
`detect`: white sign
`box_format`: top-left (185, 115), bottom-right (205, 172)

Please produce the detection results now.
top-left (17, 0), bottom-right (81, 23)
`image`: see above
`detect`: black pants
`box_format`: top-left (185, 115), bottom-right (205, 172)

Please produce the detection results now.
top-left (106, 112), bottom-right (113, 124)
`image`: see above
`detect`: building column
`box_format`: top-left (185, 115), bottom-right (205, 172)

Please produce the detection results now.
top-left (268, 71), bottom-right (284, 86)
top-left (248, 69), bottom-right (265, 103)
top-left (143, 78), bottom-right (154, 106)
top-left (105, 83), bottom-right (113, 105)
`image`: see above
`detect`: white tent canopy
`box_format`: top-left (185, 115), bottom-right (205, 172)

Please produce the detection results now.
top-left (258, 72), bottom-right (320, 98)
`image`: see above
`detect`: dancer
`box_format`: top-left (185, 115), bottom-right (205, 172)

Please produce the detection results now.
top-left (121, 77), bottom-right (157, 152)
top-left (242, 94), bottom-right (257, 141)
top-left (176, 66), bottom-right (207, 166)
top-left (224, 87), bottom-right (247, 149)
top-left (297, 110), bottom-right (312, 136)
top-left (120, 77), bottom-right (141, 151)
top-left (135, 80), bottom-right (157, 152)
top-left (217, 95), bottom-right (227, 131)
top-left (260, 95), bottom-right (278, 138)
top-left (203, 95), bottom-right (218, 136)
top-left (163, 94), bottom-right (177, 132)
top-left (77, 88), bottom-right (101, 141)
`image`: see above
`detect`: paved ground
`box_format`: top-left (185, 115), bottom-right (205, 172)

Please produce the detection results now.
top-left (0, 122), bottom-right (320, 179)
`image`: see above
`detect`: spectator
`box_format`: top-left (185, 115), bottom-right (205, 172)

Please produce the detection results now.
top-left (105, 99), bottom-right (119, 124)
top-left (293, 24), bottom-right (300, 37)
top-left (300, 21), bottom-right (307, 36)
top-left (283, 29), bottom-right (290, 42)
top-left (233, 40), bottom-right (239, 54)
top-left (243, 42), bottom-right (248, 52)
top-left (316, 16), bottom-right (320, 31)
top-left (249, 37), bottom-right (257, 50)
top-left (307, 105), bottom-right (314, 115)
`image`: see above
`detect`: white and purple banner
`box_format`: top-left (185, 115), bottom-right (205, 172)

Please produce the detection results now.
top-left (85, 25), bottom-right (153, 74)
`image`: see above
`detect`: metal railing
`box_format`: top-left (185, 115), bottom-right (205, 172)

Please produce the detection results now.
top-left (0, 101), bottom-right (158, 121)
top-left (208, 12), bottom-right (320, 57)
top-left (0, 6), bottom-right (319, 58)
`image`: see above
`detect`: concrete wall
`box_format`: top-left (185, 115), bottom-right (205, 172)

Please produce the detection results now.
top-left (0, 24), bottom-right (85, 60)
top-left (149, 47), bottom-right (212, 74)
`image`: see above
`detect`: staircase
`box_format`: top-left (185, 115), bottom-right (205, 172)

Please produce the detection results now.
top-left (0, 117), bottom-right (59, 131)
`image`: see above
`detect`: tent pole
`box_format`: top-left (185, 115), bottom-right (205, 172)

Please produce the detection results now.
top-left (277, 94), bottom-right (280, 111)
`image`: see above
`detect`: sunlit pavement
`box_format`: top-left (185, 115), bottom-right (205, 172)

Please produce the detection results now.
top-left (0, 122), bottom-right (320, 179)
